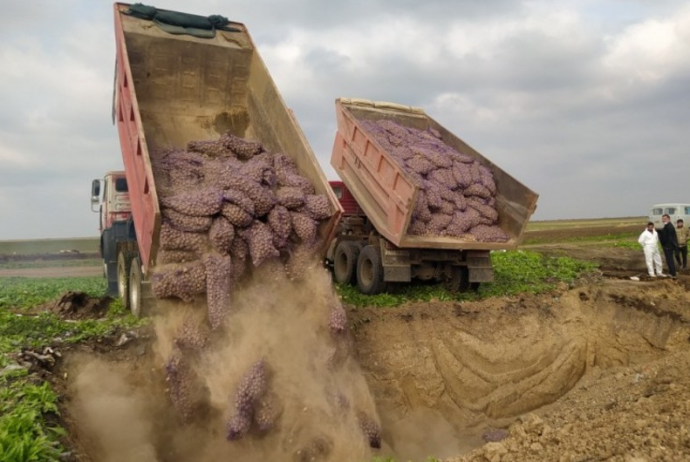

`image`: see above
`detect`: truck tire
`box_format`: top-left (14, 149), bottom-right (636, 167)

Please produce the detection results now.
top-left (448, 267), bottom-right (467, 293)
top-left (129, 257), bottom-right (144, 318)
top-left (357, 245), bottom-right (386, 295)
top-left (445, 266), bottom-right (480, 293)
top-left (333, 241), bottom-right (361, 285)
top-left (117, 247), bottom-right (136, 309)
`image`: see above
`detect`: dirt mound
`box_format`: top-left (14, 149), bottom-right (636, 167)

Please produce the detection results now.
top-left (447, 351), bottom-right (690, 462)
top-left (47, 292), bottom-right (111, 320)
top-left (350, 278), bottom-right (690, 460)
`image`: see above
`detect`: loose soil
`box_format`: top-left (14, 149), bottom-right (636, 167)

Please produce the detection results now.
top-left (351, 276), bottom-right (690, 461)
top-left (45, 292), bottom-right (112, 320)
top-left (12, 236), bottom-right (690, 461)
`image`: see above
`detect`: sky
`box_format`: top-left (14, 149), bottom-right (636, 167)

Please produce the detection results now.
top-left (0, 0), bottom-right (689, 239)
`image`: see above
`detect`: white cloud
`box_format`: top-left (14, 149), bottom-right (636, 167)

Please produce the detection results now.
top-left (1, 0), bottom-right (690, 238)
top-left (602, 5), bottom-right (690, 84)
top-left (0, 143), bottom-right (33, 168)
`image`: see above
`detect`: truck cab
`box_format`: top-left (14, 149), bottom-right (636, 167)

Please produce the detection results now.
top-left (92, 171), bottom-right (132, 232)
top-left (91, 171), bottom-right (136, 297)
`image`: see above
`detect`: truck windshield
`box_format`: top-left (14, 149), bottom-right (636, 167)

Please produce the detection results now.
top-left (115, 178), bottom-right (128, 192)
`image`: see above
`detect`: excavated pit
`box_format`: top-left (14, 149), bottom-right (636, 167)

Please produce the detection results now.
top-left (53, 277), bottom-right (690, 461)
top-left (349, 278), bottom-right (690, 460)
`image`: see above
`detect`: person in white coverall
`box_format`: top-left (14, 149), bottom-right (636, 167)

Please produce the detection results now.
top-left (638, 222), bottom-right (664, 277)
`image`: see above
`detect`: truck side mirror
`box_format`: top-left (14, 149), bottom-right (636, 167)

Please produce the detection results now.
top-left (91, 179), bottom-right (101, 212)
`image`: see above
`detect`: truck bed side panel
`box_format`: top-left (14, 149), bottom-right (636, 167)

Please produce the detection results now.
top-left (114, 5), bottom-right (160, 270)
top-left (331, 99), bottom-right (538, 250)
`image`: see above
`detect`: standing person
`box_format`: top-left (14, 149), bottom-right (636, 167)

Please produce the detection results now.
top-left (675, 219), bottom-right (689, 270)
top-left (658, 214), bottom-right (678, 278)
top-left (638, 222), bottom-right (664, 277)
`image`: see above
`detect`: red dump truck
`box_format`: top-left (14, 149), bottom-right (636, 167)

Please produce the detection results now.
top-left (92, 5), bottom-right (537, 311)
top-left (91, 3), bottom-right (341, 316)
top-left (326, 98), bottom-right (539, 294)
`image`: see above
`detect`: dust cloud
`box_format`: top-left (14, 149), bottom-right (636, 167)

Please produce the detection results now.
top-left (66, 262), bottom-right (380, 461)
top-left (381, 408), bottom-right (478, 461)
top-left (68, 358), bottom-right (159, 462)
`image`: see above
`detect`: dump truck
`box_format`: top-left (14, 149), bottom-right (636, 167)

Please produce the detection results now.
top-left (327, 98), bottom-right (539, 294)
top-left (91, 3), bottom-right (341, 316)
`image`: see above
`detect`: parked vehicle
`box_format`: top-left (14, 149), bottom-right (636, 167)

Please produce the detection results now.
top-left (649, 203), bottom-right (690, 229)
top-left (326, 98), bottom-right (539, 294)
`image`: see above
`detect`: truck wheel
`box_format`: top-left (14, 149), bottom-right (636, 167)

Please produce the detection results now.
top-left (333, 241), bottom-right (361, 284)
top-left (445, 267), bottom-right (479, 293)
top-left (117, 250), bottom-right (132, 309)
top-left (444, 267), bottom-right (464, 293)
top-left (357, 245), bottom-right (386, 295)
top-left (129, 257), bottom-right (144, 318)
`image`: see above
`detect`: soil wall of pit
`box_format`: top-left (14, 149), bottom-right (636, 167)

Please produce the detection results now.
top-left (349, 279), bottom-right (690, 459)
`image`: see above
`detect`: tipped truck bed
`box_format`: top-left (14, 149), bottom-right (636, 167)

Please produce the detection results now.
top-left (331, 98), bottom-right (538, 250)
top-left (114, 3), bottom-right (342, 272)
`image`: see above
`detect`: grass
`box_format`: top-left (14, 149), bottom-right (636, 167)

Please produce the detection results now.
top-left (337, 250), bottom-right (597, 308)
top-left (479, 251), bottom-right (596, 297)
top-left (607, 240), bottom-right (640, 250)
top-left (0, 375), bottom-right (66, 462)
top-left (0, 277), bottom-right (107, 310)
top-left (0, 276), bottom-right (146, 462)
top-left (0, 300), bottom-right (142, 357)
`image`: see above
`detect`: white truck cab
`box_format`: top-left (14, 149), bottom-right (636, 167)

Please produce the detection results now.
top-left (90, 171), bottom-right (135, 296)
top-left (649, 203), bottom-right (690, 229)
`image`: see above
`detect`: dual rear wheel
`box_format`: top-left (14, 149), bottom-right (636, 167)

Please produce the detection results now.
top-left (333, 241), bottom-right (479, 295)
top-left (333, 241), bottom-right (386, 295)
top-left (116, 247), bottom-right (144, 318)
top-left (444, 266), bottom-right (479, 293)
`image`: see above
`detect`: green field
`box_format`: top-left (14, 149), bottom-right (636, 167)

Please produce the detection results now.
top-left (0, 237), bottom-right (99, 255)
top-left (526, 216), bottom-right (646, 231)
top-left (0, 217), bottom-right (646, 256)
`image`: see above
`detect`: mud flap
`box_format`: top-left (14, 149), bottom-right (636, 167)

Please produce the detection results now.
top-left (381, 246), bottom-right (411, 282)
top-left (467, 250), bottom-right (494, 283)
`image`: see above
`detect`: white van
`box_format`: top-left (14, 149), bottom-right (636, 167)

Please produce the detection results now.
top-left (649, 203), bottom-right (690, 229)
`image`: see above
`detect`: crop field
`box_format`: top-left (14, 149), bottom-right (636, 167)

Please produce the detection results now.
top-left (525, 216), bottom-right (646, 231)
top-left (522, 216), bottom-right (645, 245)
